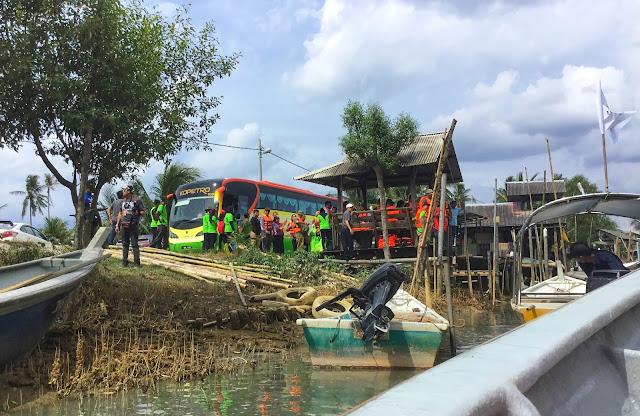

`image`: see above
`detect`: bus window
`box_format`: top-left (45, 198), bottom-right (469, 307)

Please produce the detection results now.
top-left (170, 196), bottom-right (214, 228)
top-left (224, 181), bottom-right (258, 212)
top-left (277, 195), bottom-right (297, 212)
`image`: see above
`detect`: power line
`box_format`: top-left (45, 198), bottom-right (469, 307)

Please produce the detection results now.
top-left (198, 138), bottom-right (310, 172)
top-left (268, 152), bottom-right (310, 172)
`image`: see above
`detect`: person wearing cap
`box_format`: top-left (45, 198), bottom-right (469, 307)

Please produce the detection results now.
top-left (342, 203), bottom-right (355, 261)
top-left (149, 199), bottom-right (160, 242)
top-left (294, 211), bottom-right (308, 251)
top-left (568, 242), bottom-right (627, 278)
top-left (116, 184), bottom-right (145, 267)
top-left (260, 207), bottom-right (274, 253)
top-left (106, 190), bottom-right (124, 246)
top-left (150, 195), bottom-right (169, 249)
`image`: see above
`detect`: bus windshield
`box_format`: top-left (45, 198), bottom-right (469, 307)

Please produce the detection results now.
top-left (170, 196), bottom-right (215, 228)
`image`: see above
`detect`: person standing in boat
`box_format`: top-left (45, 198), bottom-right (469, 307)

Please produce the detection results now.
top-left (568, 242), bottom-right (627, 276)
top-left (115, 185), bottom-right (145, 267)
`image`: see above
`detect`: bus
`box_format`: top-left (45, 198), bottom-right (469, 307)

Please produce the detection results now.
top-left (168, 178), bottom-right (337, 252)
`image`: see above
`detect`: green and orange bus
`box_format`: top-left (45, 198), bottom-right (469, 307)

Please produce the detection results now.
top-left (168, 178), bottom-right (336, 252)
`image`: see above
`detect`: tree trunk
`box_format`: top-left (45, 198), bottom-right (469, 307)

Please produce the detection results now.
top-left (374, 166), bottom-right (391, 261)
top-left (74, 124), bottom-right (93, 249)
top-left (47, 189), bottom-right (51, 219)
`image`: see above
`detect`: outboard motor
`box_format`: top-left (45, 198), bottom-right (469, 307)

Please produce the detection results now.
top-left (315, 263), bottom-right (405, 342)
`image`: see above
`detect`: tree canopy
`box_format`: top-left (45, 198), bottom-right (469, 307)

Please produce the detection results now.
top-left (340, 100), bottom-right (419, 260)
top-left (0, 0), bottom-right (239, 247)
top-left (10, 175), bottom-right (47, 225)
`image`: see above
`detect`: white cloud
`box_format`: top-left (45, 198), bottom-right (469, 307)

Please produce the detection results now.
top-left (285, 0), bottom-right (639, 98)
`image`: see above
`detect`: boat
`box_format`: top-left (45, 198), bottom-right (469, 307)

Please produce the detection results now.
top-left (297, 263), bottom-right (449, 369)
top-left (348, 193), bottom-right (640, 415)
top-left (513, 263), bottom-right (586, 322)
top-left (0, 228), bottom-right (110, 365)
top-left (511, 193), bottom-right (640, 321)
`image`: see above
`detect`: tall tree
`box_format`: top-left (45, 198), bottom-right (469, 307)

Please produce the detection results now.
top-left (42, 217), bottom-right (73, 245)
top-left (340, 101), bottom-right (419, 260)
top-left (10, 175), bottom-right (47, 225)
top-left (151, 162), bottom-right (202, 199)
top-left (0, 1), bottom-right (239, 248)
top-left (446, 182), bottom-right (476, 204)
top-left (43, 173), bottom-right (58, 219)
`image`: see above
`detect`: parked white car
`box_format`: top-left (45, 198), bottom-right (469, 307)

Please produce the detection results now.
top-left (0, 221), bottom-right (52, 248)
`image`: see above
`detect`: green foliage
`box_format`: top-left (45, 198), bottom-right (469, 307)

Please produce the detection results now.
top-left (10, 175), bottom-right (47, 225)
top-left (42, 217), bottom-right (74, 245)
top-left (446, 183), bottom-right (476, 204)
top-left (564, 174), bottom-right (618, 244)
top-left (0, 243), bottom-right (57, 266)
top-left (233, 245), bottom-right (346, 284)
top-left (0, 0), bottom-right (239, 248)
top-left (340, 101), bottom-right (419, 175)
top-left (151, 162), bottom-right (202, 200)
top-left (339, 100), bottom-right (419, 260)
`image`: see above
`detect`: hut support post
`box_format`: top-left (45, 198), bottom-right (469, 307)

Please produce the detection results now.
top-left (444, 257), bottom-right (456, 357)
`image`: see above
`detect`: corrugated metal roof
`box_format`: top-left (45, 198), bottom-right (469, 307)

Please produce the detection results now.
top-left (294, 130), bottom-right (462, 189)
top-left (506, 181), bottom-right (565, 202)
top-left (464, 203), bottom-right (563, 228)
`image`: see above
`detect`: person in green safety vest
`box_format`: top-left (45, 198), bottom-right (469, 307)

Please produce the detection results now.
top-left (150, 199), bottom-right (160, 242)
top-left (317, 208), bottom-right (332, 250)
top-left (202, 206), bottom-right (218, 251)
top-left (150, 195), bottom-right (168, 249)
top-left (222, 206), bottom-right (237, 252)
top-left (202, 207), bottom-right (211, 251)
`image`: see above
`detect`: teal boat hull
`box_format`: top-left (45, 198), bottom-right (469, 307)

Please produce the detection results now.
top-left (297, 317), bottom-right (446, 369)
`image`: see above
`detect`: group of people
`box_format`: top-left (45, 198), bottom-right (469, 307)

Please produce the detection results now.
top-left (245, 200), bottom-right (336, 254)
top-left (201, 206), bottom-right (238, 252)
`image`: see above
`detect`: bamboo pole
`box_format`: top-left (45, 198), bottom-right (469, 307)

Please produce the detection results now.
top-left (410, 120), bottom-right (457, 294)
top-left (463, 204), bottom-right (472, 296)
top-left (628, 231), bottom-right (633, 262)
top-left (524, 167), bottom-right (541, 285)
top-left (492, 178), bottom-right (498, 308)
top-left (546, 138), bottom-right (566, 267)
top-left (230, 263), bottom-right (247, 307)
top-left (601, 133), bottom-right (609, 193)
top-left (138, 251), bottom-right (297, 284)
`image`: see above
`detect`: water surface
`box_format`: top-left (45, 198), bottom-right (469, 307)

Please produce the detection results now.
top-left (16, 304), bottom-right (523, 415)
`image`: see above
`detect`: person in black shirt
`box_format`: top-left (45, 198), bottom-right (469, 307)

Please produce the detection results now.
top-left (249, 209), bottom-right (261, 248)
top-left (568, 242), bottom-right (628, 277)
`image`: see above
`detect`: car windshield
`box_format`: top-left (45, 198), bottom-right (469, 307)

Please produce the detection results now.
top-left (170, 196), bottom-right (215, 225)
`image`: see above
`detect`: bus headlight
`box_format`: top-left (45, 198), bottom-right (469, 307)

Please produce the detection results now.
top-left (169, 231), bottom-right (178, 238)
top-left (196, 231), bottom-right (203, 236)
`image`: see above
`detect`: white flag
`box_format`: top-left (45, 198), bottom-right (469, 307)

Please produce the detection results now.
top-left (607, 111), bottom-right (636, 143)
top-left (595, 81), bottom-right (636, 143)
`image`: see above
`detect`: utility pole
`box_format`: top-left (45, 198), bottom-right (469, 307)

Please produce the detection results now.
top-left (258, 138), bottom-right (271, 181)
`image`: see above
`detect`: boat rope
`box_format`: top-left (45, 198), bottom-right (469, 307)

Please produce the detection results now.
top-left (329, 316), bottom-right (343, 344)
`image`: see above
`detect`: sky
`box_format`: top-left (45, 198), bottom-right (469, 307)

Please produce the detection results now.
top-left (1, 0), bottom-right (639, 230)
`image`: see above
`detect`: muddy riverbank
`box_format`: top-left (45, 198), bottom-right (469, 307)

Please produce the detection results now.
top-left (1, 253), bottom-right (504, 413)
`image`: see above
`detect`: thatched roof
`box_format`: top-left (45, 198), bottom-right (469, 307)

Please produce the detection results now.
top-left (294, 129), bottom-right (462, 189)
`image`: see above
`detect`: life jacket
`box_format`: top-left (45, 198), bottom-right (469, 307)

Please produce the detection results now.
top-left (288, 218), bottom-right (300, 234)
top-left (387, 205), bottom-right (400, 221)
top-left (313, 216), bottom-right (320, 233)
top-left (217, 220), bottom-right (225, 234)
top-left (150, 207), bottom-right (158, 228)
top-left (433, 203), bottom-right (450, 232)
top-left (318, 212), bottom-right (331, 230)
top-left (415, 196), bottom-right (432, 228)
top-left (377, 234), bottom-right (399, 248)
top-left (261, 213), bottom-right (273, 231)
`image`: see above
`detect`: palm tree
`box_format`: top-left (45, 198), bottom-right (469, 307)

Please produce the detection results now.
top-left (447, 183), bottom-right (476, 204)
top-left (10, 175), bottom-right (47, 225)
top-left (151, 162), bottom-right (202, 199)
top-left (42, 217), bottom-right (73, 245)
top-left (43, 174), bottom-right (58, 219)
